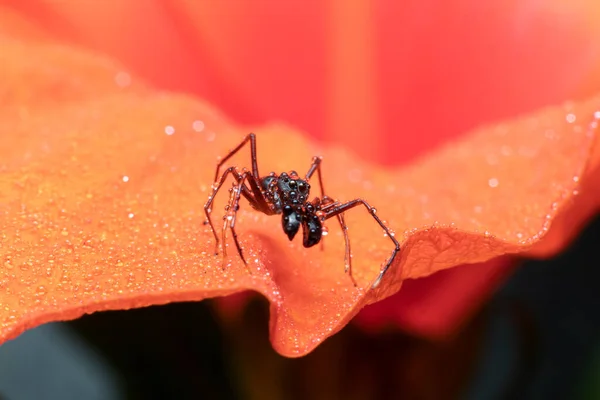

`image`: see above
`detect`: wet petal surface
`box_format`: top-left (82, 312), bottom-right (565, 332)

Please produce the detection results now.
top-left (0, 35), bottom-right (599, 357)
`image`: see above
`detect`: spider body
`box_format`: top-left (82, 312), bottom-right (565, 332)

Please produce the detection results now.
top-left (257, 171), bottom-right (323, 246)
top-left (204, 133), bottom-right (400, 289)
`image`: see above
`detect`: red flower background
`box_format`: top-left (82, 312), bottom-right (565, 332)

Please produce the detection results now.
top-left (1, 0), bottom-right (600, 361)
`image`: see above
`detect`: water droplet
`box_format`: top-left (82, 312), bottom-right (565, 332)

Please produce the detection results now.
top-left (566, 113), bottom-right (576, 123)
top-left (192, 120), bottom-right (205, 132)
top-left (488, 178), bottom-right (499, 188)
top-left (122, 175), bottom-right (130, 183)
top-left (128, 213), bottom-right (134, 219)
top-left (35, 285), bottom-right (47, 297)
top-left (165, 125), bottom-right (175, 136)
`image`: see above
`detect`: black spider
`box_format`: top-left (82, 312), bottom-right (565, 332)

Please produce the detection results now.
top-left (203, 133), bottom-right (400, 289)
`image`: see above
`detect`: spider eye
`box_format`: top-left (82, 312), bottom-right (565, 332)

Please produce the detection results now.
top-left (289, 180), bottom-right (297, 188)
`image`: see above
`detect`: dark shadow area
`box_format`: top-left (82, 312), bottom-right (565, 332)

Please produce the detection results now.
top-left (465, 213), bottom-right (600, 400)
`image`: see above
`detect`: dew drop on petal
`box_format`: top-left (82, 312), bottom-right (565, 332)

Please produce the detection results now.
top-left (165, 125), bottom-right (175, 136)
top-left (192, 120), bottom-right (205, 132)
top-left (488, 178), bottom-right (499, 188)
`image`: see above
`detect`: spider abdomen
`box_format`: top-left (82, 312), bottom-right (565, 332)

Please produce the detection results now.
top-left (282, 205), bottom-right (302, 240)
top-left (302, 214), bottom-right (322, 248)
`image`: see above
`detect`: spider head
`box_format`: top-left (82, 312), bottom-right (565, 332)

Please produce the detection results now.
top-left (277, 172), bottom-right (311, 206)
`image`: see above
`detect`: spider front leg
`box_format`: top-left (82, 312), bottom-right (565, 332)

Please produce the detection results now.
top-left (306, 156), bottom-right (354, 284)
top-left (212, 133), bottom-right (272, 214)
top-left (324, 199), bottom-right (400, 289)
top-left (220, 172), bottom-right (252, 273)
top-left (204, 166), bottom-right (253, 255)
top-left (214, 133), bottom-right (260, 183)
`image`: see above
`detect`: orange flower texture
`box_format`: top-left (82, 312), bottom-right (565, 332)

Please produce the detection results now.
top-left (1, 2), bottom-right (600, 357)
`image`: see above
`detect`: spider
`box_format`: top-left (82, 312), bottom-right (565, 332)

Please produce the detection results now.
top-left (203, 133), bottom-right (400, 289)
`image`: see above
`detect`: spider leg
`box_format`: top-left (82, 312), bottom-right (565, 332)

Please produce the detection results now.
top-left (224, 172), bottom-right (252, 273)
top-left (212, 132), bottom-right (273, 214)
top-left (204, 166), bottom-right (256, 255)
top-left (337, 212), bottom-right (356, 286)
top-left (220, 185), bottom-right (236, 264)
top-left (214, 133), bottom-right (260, 183)
top-left (324, 199), bottom-right (400, 289)
top-left (319, 198), bottom-right (355, 286)
top-left (305, 156), bottom-right (325, 194)
top-left (220, 133), bottom-right (277, 215)
top-left (306, 157), bottom-right (353, 284)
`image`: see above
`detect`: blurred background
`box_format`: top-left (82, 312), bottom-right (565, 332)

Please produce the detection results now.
top-left (0, 1), bottom-right (599, 399)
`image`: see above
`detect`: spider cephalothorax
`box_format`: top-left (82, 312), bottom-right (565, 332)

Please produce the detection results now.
top-left (204, 133), bottom-right (400, 289)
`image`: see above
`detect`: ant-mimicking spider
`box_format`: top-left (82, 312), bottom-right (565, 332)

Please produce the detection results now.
top-left (203, 133), bottom-right (400, 289)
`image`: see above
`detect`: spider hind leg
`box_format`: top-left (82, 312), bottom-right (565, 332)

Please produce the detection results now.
top-left (324, 199), bottom-right (400, 289)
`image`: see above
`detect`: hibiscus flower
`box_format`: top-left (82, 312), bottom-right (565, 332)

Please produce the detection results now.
top-left (0, 1), bottom-right (599, 359)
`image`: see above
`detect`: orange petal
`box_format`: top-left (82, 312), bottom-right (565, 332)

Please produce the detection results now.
top-left (1, 33), bottom-right (600, 358)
